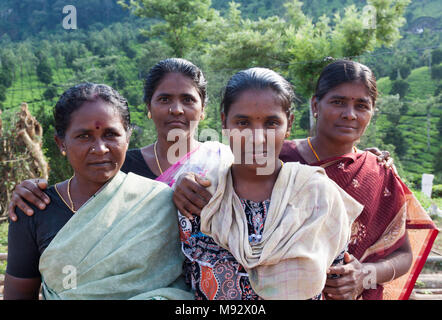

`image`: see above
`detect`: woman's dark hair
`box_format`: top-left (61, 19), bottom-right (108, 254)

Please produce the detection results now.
top-left (221, 67), bottom-right (295, 117)
top-left (54, 82), bottom-right (131, 138)
top-left (314, 60), bottom-right (378, 105)
top-left (143, 58), bottom-right (208, 106)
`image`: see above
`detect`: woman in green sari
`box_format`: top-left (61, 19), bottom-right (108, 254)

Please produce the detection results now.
top-left (4, 83), bottom-right (192, 300)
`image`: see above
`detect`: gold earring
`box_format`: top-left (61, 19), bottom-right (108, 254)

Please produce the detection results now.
top-left (147, 111), bottom-right (152, 119)
top-left (201, 113), bottom-right (205, 120)
top-left (61, 150), bottom-right (66, 156)
top-left (314, 113), bottom-right (318, 118)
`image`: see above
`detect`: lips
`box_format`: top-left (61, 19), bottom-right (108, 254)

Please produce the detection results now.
top-left (88, 160), bottom-right (114, 167)
top-left (166, 119), bottom-right (187, 126)
top-left (335, 124), bottom-right (358, 130)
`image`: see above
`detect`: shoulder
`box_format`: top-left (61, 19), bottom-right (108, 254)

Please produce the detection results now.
top-left (126, 172), bottom-right (172, 193)
top-left (13, 185), bottom-right (59, 221)
top-left (285, 162), bottom-right (343, 198)
top-left (125, 148), bottom-right (142, 160)
top-left (201, 141), bottom-right (231, 153)
top-left (280, 139), bottom-right (308, 164)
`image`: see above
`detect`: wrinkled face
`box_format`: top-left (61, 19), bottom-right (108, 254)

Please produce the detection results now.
top-left (55, 99), bottom-right (130, 185)
top-left (222, 89), bottom-right (292, 173)
top-left (312, 81), bottom-right (374, 145)
top-left (148, 72), bottom-right (204, 142)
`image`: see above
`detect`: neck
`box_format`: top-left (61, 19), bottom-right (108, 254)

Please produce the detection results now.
top-left (156, 135), bottom-right (199, 167)
top-left (231, 160), bottom-right (282, 201)
top-left (69, 175), bottom-right (107, 209)
top-left (310, 135), bottom-right (355, 161)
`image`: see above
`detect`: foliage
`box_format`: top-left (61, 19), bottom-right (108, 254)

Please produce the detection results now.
top-left (118, 0), bottom-right (219, 57)
top-left (0, 0), bottom-right (131, 41)
top-left (431, 64), bottom-right (442, 80)
top-left (390, 79), bottom-right (410, 99)
top-left (200, 0), bottom-right (411, 98)
top-left (0, 221), bottom-right (7, 274)
top-left (433, 184), bottom-right (442, 198)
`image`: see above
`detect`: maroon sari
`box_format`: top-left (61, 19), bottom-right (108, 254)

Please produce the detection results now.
top-left (280, 140), bottom-right (438, 300)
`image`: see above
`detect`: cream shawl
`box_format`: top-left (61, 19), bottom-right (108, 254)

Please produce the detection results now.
top-left (200, 162), bottom-right (364, 300)
top-left (39, 171), bottom-right (193, 300)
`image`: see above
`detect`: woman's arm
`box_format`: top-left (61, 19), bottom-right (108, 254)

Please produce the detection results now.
top-left (5, 207), bottom-right (43, 299)
top-left (3, 274), bottom-right (41, 300)
top-left (172, 172), bottom-right (213, 220)
top-left (8, 179), bottom-right (50, 222)
top-left (323, 233), bottom-right (413, 300)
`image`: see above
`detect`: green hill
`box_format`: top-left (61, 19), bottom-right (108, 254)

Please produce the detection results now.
top-left (0, 0), bottom-right (441, 186)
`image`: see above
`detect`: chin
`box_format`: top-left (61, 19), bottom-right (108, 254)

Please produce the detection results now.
top-left (91, 170), bottom-right (119, 184)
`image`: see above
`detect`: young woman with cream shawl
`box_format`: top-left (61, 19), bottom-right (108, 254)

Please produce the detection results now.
top-left (191, 68), bottom-right (364, 300)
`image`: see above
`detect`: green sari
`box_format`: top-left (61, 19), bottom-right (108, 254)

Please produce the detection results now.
top-left (39, 171), bottom-right (193, 300)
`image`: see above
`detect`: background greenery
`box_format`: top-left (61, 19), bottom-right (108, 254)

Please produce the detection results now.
top-left (0, 0), bottom-right (440, 194)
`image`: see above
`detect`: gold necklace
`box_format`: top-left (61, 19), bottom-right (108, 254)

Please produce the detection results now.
top-left (307, 137), bottom-right (321, 162)
top-left (154, 141), bottom-right (163, 175)
top-left (54, 175), bottom-right (76, 213)
top-left (307, 137), bottom-right (357, 162)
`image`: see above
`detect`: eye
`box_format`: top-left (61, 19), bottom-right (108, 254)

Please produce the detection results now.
top-left (77, 133), bottom-right (89, 139)
top-left (105, 131), bottom-right (118, 137)
top-left (357, 103), bottom-right (370, 110)
top-left (331, 100), bottom-right (344, 105)
top-left (158, 96), bottom-right (169, 103)
top-left (237, 120), bottom-right (249, 127)
top-left (266, 120), bottom-right (280, 127)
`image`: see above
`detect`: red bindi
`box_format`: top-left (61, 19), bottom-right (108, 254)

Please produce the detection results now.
top-left (94, 121), bottom-right (102, 130)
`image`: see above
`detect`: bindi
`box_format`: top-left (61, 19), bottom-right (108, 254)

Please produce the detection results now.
top-left (94, 121), bottom-right (102, 130)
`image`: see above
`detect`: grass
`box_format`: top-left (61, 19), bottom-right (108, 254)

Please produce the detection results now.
top-left (0, 221), bottom-right (8, 274)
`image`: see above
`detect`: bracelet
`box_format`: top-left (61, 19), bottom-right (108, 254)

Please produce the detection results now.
top-left (383, 259), bottom-right (396, 283)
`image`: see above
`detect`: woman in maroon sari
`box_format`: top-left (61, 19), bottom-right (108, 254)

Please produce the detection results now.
top-left (278, 60), bottom-right (438, 300)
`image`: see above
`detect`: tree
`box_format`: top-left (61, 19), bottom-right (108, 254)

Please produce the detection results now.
top-left (204, 0), bottom-right (411, 98)
top-left (431, 65), bottom-right (442, 80)
top-left (43, 85), bottom-right (58, 101)
top-left (432, 49), bottom-right (442, 65)
top-left (36, 56), bottom-right (53, 84)
top-left (390, 79), bottom-right (409, 99)
top-left (118, 0), bottom-right (219, 57)
top-left (0, 85), bottom-right (6, 103)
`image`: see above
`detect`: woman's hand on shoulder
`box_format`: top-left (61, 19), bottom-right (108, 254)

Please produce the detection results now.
top-left (172, 172), bottom-right (213, 220)
top-left (8, 178), bottom-right (50, 222)
top-left (364, 147), bottom-right (396, 171)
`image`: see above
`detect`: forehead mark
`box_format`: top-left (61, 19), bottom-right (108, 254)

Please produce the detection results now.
top-left (95, 121), bottom-right (102, 129)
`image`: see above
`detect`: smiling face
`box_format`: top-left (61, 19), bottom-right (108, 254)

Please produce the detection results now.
top-left (222, 88), bottom-right (293, 171)
top-left (148, 72), bottom-right (204, 141)
top-left (55, 99), bottom-right (130, 186)
top-left (312, 81), bottom-right (374, 145)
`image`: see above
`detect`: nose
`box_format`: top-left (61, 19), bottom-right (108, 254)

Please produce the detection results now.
top-left (341, 105), bottom-right (357, 120)
top-left (253, 128), bottom-right (266, 145)
top-left (169, 101), bottom-right (184, 115)
top-left (252, 128), bottom-right (268, 153)
top-left (91, 138), bottom-right (109, 154)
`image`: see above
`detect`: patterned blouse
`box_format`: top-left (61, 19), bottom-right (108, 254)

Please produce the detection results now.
top-left (180, 199), bottom-right (345, 300)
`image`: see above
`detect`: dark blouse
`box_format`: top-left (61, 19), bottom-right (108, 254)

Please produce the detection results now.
top-left (120, 148), bottom-right (157, 179)
top-left (7, 186), bottom-right (74, 278)
top-left (7, 149), bottom-right (156, 279)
